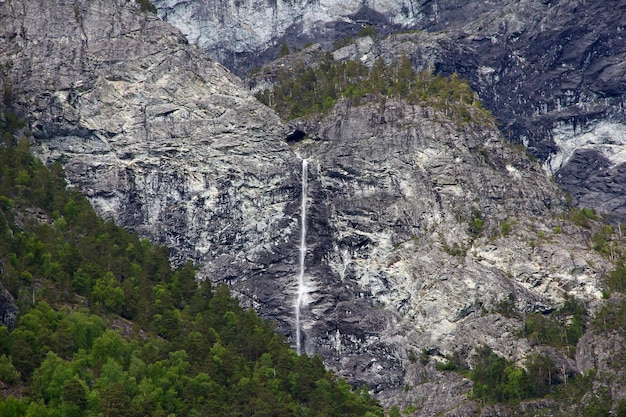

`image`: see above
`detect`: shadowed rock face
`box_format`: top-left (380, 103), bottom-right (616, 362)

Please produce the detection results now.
top-left (0, 0), bottom-right (622, 414)
top-left (151, 0), bottom-right (523, 75)
top-left (434, 1), bottom-right (626, 223)
top-left (0, 285), bottom-right (18, 330)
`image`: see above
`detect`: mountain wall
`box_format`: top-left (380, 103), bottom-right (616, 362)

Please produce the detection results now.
top-left (152, 0), bottom-right (428, 71)
top-left (155, 0), bottom-right (626, 224)
top-left (287, 98), bottom-right (611, 409)
top-left (0, 0), bottom-right (301, 283)
top-left (1, 0), bottom-right (624, 414)
top-left (152, 0), bottom-right (515, 74)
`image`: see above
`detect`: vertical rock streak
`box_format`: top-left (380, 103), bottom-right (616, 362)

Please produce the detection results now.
top-left (295, 157), bottom-right (308, 355)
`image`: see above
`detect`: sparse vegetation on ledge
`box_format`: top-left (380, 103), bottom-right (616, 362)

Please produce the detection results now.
top-left (256, 55), bottom-right (494, 124)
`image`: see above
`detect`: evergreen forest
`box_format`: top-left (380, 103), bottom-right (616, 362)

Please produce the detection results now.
top-left (0, 107), bottom-right (383, 417)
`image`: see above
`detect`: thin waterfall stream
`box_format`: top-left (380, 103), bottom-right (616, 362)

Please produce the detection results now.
top-left (295, 157), bottom-right (308, 355)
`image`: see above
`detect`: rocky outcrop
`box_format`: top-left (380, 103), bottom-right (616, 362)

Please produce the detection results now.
top-left (438, 1), bottom-right (626, 223)
top-left (576, 327), bottom-right (626, 415)
top-left (333, 13), bottom-right (626, 220)
top-left (151, 0), bottom-right (540, 75)
top-left (152, 0), bottom-right (433, 73)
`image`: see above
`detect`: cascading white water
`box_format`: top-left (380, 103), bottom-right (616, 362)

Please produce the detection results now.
top-left (295, 157), bottom-right (308, 355)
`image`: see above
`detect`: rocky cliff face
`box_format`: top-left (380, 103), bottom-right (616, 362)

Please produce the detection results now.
top-left (156, 0), bottom-right (626, 224)
top-left (437, 0), bottom-right (626, 223)
top-left (151, 0), bottom-right (528, 74)
top-left (0, 0), bottom-right (300, 285)
top-left (1, 0), bottom-right (623, 415)
top-left (286, 99), bottom-right (611, 409)
top-left (152, 0), bottom-right (429, 72)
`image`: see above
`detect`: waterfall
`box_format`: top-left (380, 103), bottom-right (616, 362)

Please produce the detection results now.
top-left (295, 157), bottom-right (308, 355)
